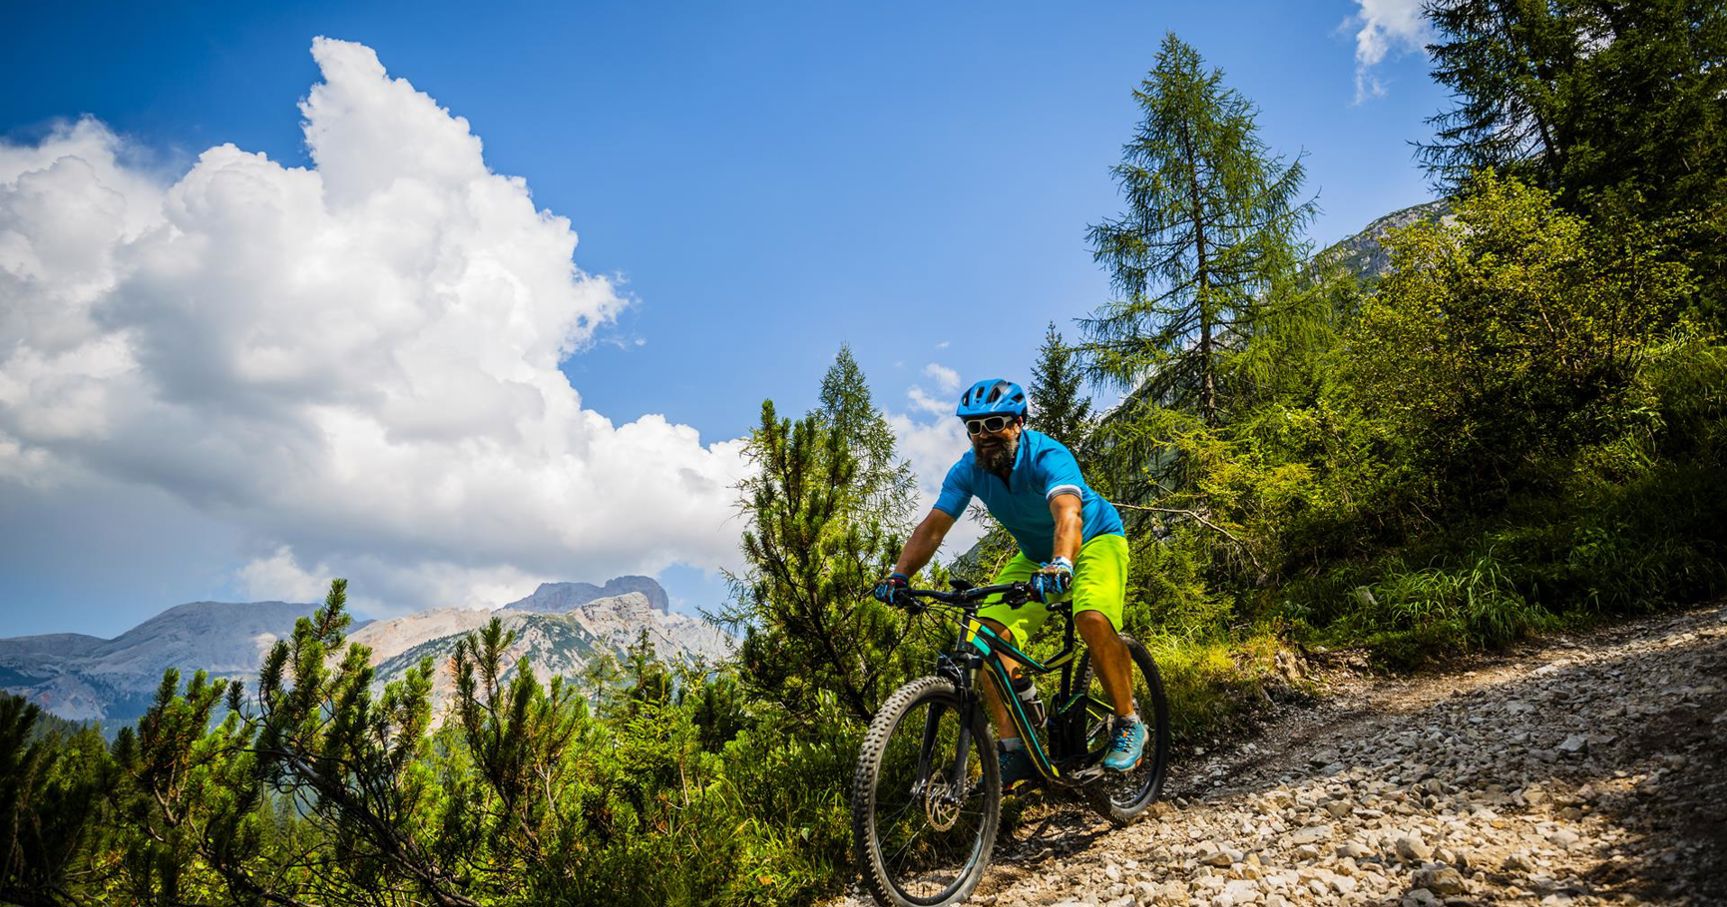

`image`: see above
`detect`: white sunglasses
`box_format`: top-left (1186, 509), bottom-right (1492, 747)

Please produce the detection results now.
top-left (963, 415), bottom-right (1017, 436)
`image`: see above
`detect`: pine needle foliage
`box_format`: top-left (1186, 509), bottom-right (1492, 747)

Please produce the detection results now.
top-left (725, 401), bottom-right (909, 724)
top-left (1421, 0), bottom-right (1727, 222)
top-left (723, 350), bottom-right (933, 725)
top-left (1027, 322), bottom-right (1094, 454)
top-left (1083, 32), bottom-right (1316, 427)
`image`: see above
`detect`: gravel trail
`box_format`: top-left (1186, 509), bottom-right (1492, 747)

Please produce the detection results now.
top-left (836, 601), bottom-right (1727, 907)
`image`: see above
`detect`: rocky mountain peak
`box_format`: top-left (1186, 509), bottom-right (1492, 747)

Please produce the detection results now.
top-left (1, 575), bottom-right (715, 727)
top-left (501, 575), bottom-right (670, 615)
top-left (1314, 198), bottom-right (1451, 283)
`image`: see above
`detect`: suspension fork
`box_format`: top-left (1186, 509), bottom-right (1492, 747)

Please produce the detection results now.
top-left (919, 652), bottom-right (983, 797)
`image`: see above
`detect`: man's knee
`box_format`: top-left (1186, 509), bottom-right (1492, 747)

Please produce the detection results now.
top-left (979, 617), bottom-right (1014, 645)
top-left (1074, 610), bottom-right (1116, 636)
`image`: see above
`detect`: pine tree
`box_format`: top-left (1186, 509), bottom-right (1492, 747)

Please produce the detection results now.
top-left (449, 617), bottom-right (582, 889)
top-left (1027, 322), bottom-right (1093, 453)
top-left (1084, 32), bottom-right (1315, 428)
top-left (1420, 0), bottom-right (1727, 219)
top-left (249, 580), bottom-right (477, 906)
top-left (0, 694), bottom-right (109, 906)
top-left (817, 344), bottom-right (918, 530)
top-left (720, 349), bottom-right (933, 722)
top-left (721, 401), bottom-right (910, 723)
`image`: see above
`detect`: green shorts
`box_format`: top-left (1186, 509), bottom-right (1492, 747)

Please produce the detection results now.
top-left (977, 533), bottom-right (1129, 643)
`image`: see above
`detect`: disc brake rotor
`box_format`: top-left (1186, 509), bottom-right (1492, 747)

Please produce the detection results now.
top-left (923, 775), bottom-right (963, 831)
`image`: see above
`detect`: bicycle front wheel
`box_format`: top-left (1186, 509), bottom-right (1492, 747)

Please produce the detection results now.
top-left (1073, 633), bottom-right (1170, 825)
top-left (852, 676), bottom-right (1001, 907)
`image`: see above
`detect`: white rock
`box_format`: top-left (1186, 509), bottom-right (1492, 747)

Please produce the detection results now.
top-left (1394, 834), bottom-right (1433, 862)
top-left (1289, 825), bottom-right (1332, 845)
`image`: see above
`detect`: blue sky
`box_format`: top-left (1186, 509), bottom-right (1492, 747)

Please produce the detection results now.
top-left (0, 2), bottom-right (1441, 637)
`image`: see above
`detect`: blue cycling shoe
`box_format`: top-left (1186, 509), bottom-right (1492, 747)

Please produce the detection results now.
top-left (1102, 716), bottom-right (1147, 772)
top-left (997, 743), bottom-right (1036, 790)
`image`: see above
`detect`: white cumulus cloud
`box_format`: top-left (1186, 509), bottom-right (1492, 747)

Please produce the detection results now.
top-left (886, 409), bottom-right (985, 557)
top-left (0, 38), bottom-right (749, 614)
top-left (1347, 0), bottom-right (1431, 102)
top-left (922, 362), bottom-right (960, 393)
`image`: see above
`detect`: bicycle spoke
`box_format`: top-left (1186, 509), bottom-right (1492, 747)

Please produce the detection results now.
top-left (855, 677), bottom-right (1000, 906)
top-left (1072, 636), bottom-right (1170, 825)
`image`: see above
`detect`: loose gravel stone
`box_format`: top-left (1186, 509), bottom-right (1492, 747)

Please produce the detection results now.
top-left (1396, 834), bottom-right (1434, 863)
top-left (1289, 824), bottom-right (1332, 845)
top-left (1413, 864), bottom-right (1467, 896)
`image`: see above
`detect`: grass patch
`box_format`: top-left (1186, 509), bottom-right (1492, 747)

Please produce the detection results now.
top-left (1140, 631), bottom-right (1289, 745)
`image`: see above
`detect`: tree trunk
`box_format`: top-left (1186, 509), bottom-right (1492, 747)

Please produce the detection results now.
top-left (1179, 120), bottom-right (1216, 426)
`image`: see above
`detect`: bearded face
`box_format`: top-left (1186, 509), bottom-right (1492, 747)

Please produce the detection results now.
top-left (972, 425), bottom-right (1019, 475)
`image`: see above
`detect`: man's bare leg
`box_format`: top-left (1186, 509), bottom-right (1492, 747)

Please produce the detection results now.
top-left (1076, 611), bottom-right (1136, 718)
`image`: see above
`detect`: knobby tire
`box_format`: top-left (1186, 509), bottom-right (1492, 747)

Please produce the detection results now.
top-left (852, 676), bottom-right (1001, 907)
top-left (1072, 633), bottom-right (1171, 824)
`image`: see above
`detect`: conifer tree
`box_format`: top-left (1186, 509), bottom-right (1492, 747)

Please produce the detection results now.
top-left (1084, 32), bottom-right (1314, 427)
top-left (0, 694), bottom-right (108, 906)
top-left (1420, 0), bottom-right (1727, 219)
top-left (250, 580), bottom-right (476, 906)
top-left (723, 349), bottom-right (928, 723)
top-left (1027, 322), bottom-right (1093, 453)
top-left (449, 617), bottom-right (582, 889)
top-left (723, 401), bottom-right (908, 723)
top-left (1419, 0), bottom-right (1578, 193)
top-left (817, 344), bottom-right (918, 531)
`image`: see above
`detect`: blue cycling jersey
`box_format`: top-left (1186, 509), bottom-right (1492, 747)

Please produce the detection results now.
top-left (932, 429), bottom-right (1124, 563)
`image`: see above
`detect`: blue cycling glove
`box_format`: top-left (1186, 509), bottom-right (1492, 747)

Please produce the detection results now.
top-left (1030, 557), bottom-right (1074, 604)
top-left (872, 572), bottom-right (911, 607)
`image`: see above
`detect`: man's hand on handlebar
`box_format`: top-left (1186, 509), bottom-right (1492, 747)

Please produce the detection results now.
top-left (871, 579), bottom-right (1035, 609)
top-left (872, 572), bottom-right (919, 611)
top-left (1029, 556), bottom-right (1074, 604)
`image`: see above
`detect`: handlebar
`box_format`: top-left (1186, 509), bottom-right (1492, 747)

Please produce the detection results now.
top-left (899, 580), bottom-right (1035, 609)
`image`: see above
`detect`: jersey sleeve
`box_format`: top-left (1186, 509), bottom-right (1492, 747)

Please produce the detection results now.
top-left (932, 459), bottom-right (974, 518)
top-left (1036, 443), bottom-right (1085, 502)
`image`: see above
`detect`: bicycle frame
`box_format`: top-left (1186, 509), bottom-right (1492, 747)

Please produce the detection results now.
top-left (916, 583), bottom-right (1112, 786)
top-left (855, 582), bottom-right (1170, 907)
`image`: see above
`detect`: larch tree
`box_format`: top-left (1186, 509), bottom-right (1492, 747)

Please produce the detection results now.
top-left (1083, 32), bottom-right (1314, 428)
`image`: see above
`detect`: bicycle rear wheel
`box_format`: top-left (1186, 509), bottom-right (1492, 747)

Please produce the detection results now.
top-left (1072, 634), bottom-right (1170, 824)
top-left (852, 676), bottom-right (1001, 907)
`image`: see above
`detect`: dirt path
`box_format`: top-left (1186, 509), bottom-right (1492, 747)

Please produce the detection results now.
top-left (836, 602), bottom-right (1727, 906)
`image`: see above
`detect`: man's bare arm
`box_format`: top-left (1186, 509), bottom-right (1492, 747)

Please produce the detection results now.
top-left (1047, 493), bottom-right (1082, 565)
top-left (893, 508), bottom-right (958, 578)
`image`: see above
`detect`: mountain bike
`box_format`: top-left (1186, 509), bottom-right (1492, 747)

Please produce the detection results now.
top-left (851, 579), bottom-right (1170, 907)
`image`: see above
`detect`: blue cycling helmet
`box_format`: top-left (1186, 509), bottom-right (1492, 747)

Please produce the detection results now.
top-left (956, 378), bottom-right (1029, 418)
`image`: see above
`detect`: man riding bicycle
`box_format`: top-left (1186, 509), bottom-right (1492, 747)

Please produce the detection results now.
top-left (875, 378), bottom-right (1144, 789)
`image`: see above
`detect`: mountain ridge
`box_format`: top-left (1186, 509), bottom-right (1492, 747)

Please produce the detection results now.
top-left (501, 575), bottom-right (672, 614)
top-left (1, 576), bottom-right (725, 726)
